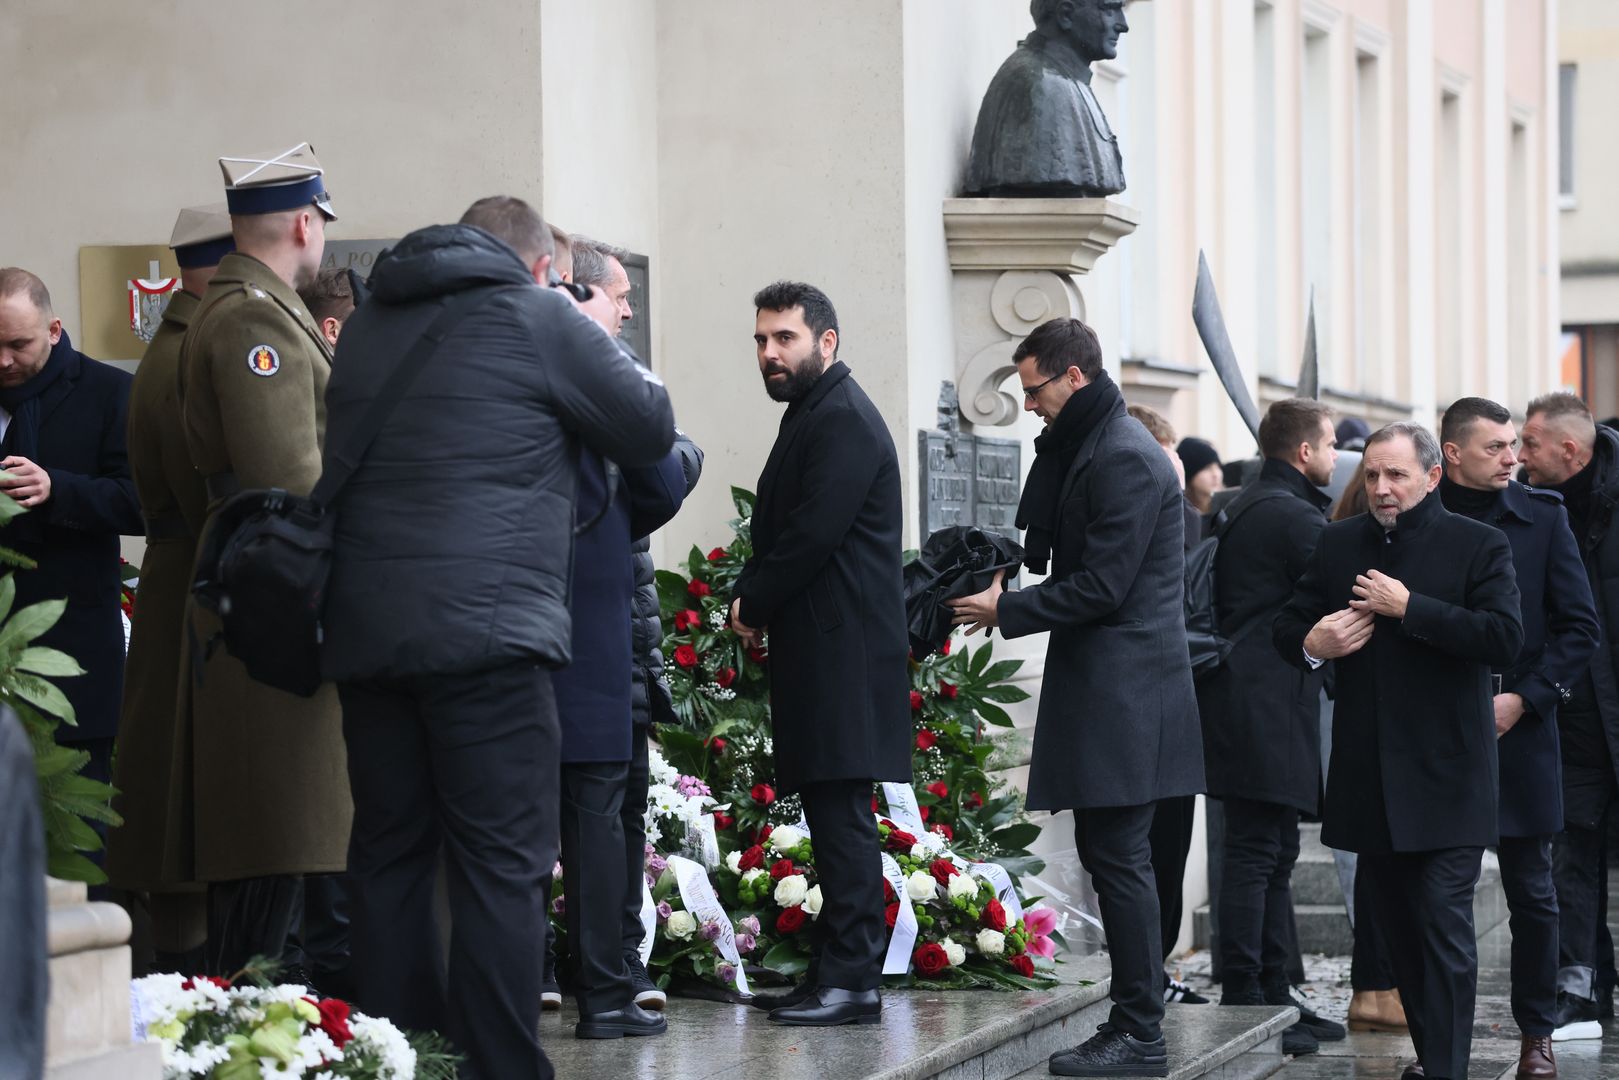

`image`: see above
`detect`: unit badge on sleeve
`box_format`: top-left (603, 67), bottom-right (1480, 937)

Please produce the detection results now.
top-left (247, 344), bottom-right (281, 377)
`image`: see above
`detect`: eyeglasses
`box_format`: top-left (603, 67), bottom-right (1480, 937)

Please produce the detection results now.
top-left (1022, 372), bottom-right (1064, 401)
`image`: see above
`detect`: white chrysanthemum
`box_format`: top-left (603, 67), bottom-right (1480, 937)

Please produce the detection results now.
top-left (976, 929), bottom-right (1007, 957)
top-left (350, 1012), bottom-right (417, 1079)
top-left (648, 747), bottom-right (680, 787)
top-left (942, 938), bottom-right (966, 967)
top-left (774, 873), bottom-right (809, 908)
top-left (948, 873), bottom-right (979, 901)
top-left (769, 825), bottom-right (806, 852)
top-left (905, 871), bottom-right (937, 901)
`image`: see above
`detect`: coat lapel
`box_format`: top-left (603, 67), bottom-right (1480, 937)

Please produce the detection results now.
top-left (753, 363), bottom-right (852, 535)
top-left (34, 345), bottom-right (84, 428)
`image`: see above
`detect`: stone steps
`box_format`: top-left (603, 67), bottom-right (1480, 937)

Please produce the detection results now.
top-left (541, 953), bottom-right (1297, 1080)
top-left (1007, 1004), bottom-right (1297, 1080)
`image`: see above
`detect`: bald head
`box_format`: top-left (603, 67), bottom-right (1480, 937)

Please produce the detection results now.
top-left (0, 268), bottom-right (62, 388)
top-left (0, 268), bottom-right (52, 317)
top-left (1521, 392), bottom-right (1597, 485)
top-left (230, 206), bottom-right (326, 289)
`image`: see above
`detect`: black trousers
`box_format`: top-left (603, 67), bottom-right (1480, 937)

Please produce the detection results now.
top-left (1075, 803), bottom-right (1164, 1042)
top-left (1352, 860), bottom-right (1398, 992)
top-left (557, 759), bottom-right (634, 1013)
top-left (1554, 798), bottom-right (1617, 1001)
top-left (1498, 835), bottom-right (1559, 1036)
top-left (1363, 847), bottom-right (1483, 1080)
top-left (1150, 795), bottom-right (1196, 962)
top-left (1218, 797), bottom-right (1300, 984)
top-left (621, 730), bottom-right (651, 957)
top-left (339, 664), bottom-right (558, 1080)
top-left (799, 780), bottom-right (885, 991)
top-left (206, 875), bottom-right (304, 977)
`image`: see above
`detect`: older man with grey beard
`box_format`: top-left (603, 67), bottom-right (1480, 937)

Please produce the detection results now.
top-left (1276, 422), bottom-right (1522, 1080)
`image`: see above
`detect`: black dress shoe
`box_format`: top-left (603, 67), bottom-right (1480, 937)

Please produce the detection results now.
top-left (748, 980), bottom-right (817, 1012)
top-left (574, 1002), bottom-right (668, 1039)
top-left (1281, 1022), bottom-right (1319, 1057)
top-left (1049, 1023), bottom-right (1168, 1077)
top-left (1400, 1063), bottom-right (1424, 1079)
top-left (768, 986), bottom-right (881, 1026)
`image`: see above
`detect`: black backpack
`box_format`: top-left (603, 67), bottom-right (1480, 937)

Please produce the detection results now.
top-left (191, 285), bottom-right (507, 697)
top-left (1185, 487), bottom-right (1290, 681)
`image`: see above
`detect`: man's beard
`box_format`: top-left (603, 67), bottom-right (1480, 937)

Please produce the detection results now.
top-left (762, 350), bottom-right (827, 403)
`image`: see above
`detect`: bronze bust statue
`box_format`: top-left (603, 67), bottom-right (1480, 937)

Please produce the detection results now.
top-left (964, 0), bottom-right (1130, 198)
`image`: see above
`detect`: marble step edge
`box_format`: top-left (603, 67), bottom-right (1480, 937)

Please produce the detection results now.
top-left (1005, 1004), bottom-right (1298, 1080)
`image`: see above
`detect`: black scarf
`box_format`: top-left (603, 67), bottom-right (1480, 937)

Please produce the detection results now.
top-left (1438, 474), bottom-right (1499, 522)
top-left (0, 331), bottom-right (73, 459)
top-left (1015, 369), bottom-right (1118, 574)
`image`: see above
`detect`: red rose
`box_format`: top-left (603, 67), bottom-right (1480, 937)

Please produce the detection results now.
top-left (941, 638), bottom-right (952, 655)
top-left (916, 728), bottom-right (937, 751)
top-left (688, 580), bottom-right (712, 598)
top-left (910, 691), bottom-right (925, 713)
top-left (769, 858), bottom-right (796, 880)
top-left (674, 609), bottom-right (702, 631)
top-left (738, 845), bottom-right (766, 871)
top-left (929, 858), bottom-right (959, 887)
top-left (940, 682), bottom-right (958, 700)
top-left (966, 791), bottom-right (985, 810)
top-left (711, 738), bottom-right (727, 754)
top-left (715, 667), bottom-right (737, 689)
top-left (316, 997), bottom-right (353, 1048)
top-left (913, 942), bottom-right (950, 978)
top-left (707, 547), bottom-right (728, 562)
top-left (1010, 954), bottom-right (1035, 978)
top-left (982, 898), bottom-right (1008, 931)
top-left (931, 823), bottom-right (954, 842)
top-left (713, 811), bottom-right (735, 831)
top-left (751, 783), bottom-right (776, 805)
top-left (777, 906), bottom-right (807, 934)
top-left (747, 646), bottom-right (769, 665)
top-left (883, 879), bottom-right (896, 903)
top-left (674, 645), bottom-right (699, 669)
top-left (926, 781), bottom-right (949, 799)
top-left (755, 825), bottom-right (774, 845)
top-left (887, 828), bottom-right (918, 851)
top-left (885, 902), bottom-right (900, 929)
top-left (871, 794), bottom-right (881, 813)
top-left (919, 805), bottom-right (931, 821)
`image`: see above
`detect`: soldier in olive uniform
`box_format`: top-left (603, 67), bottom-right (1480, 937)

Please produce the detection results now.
top-left (176, 144), bottom-right (352, 978)
top-left (107, 206), bottom-right (234, 973)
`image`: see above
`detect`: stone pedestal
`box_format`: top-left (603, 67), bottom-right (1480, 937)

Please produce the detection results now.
top-left (942, 198), bottom-right (1139, 426)
top-left (45, 878), bottom-right (161, 1079)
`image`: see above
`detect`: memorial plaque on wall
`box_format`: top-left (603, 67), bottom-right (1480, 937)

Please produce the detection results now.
top-left (620, 251), bottom-right (652, 366)
top-left (917, 432), bottom-right (1022, 542)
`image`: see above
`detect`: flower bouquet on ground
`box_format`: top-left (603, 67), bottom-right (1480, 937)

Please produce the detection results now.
top-left (132, 966), bottom-right (458, 1080)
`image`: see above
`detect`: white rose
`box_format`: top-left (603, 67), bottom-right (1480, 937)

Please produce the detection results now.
top-left (976, 929), bottom-right (1006, 957)
top-left (905, 871), bottom-right (937, 902)
top-left (725, 851), bottom-right (743, 874)
top-left (742, 868), bottom-right (767, 887)
top-left (910, 843), bottom-right (930, 861)
top-left (942, 938), bottom-right (966, 967)
top-left (803, 885), bottom-right (824, 919)
top-left (948, 873), bottom-right (979, 901)
top-left (666, 911), bottom-right (697, 940)
top-left (770, 825), bottom-right (807, 852)
top-left (774, 873), bottom-right (810, 908)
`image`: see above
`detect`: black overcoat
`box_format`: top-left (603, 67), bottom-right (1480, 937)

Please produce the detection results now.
top-left (1274, 489), bottom-right (1523, 853)
top-left (9, 334), bottom-right (141, 741)
top-left (1198, 458), bottom-right (1332, 813)
top-left (1438, 479), bottom-right (1599, 838)
top-left (997, 392), bottom-right (1205, 811)
top-left (734, 363), bottom-right (910, 795)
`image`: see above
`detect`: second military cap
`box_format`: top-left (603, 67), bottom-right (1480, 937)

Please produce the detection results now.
top-left (169, 203), bottom-right (235, 269)
top-left (218, 142), bottom-right (336, 220)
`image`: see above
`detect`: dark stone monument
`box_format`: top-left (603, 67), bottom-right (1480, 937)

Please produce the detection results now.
top-left (963, 0), bottom-right (1131, 198)
top-left (919, 383), bottom-right (1022, 541)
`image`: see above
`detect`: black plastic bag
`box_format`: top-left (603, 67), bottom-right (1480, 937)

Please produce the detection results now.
top-left (902, 526), bottom-right (1025, 659)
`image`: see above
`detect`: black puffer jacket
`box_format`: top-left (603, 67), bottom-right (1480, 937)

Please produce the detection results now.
top-left (631, 434), bottom-right (705, 725)
top-left (321, 224), bottom-right (675, 680)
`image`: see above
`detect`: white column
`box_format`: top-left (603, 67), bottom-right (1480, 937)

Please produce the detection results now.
top-left (1402, 1), bottom-right (1438, 420)
top-left (1480, 0), bottom-right (1511, 403)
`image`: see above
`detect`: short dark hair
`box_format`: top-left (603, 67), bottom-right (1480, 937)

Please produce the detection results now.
top-left (571, 236), bottom-right (630, 289)
top-left (1365, 421), bottom-right (1442, 471)
top-left (1440, 397), bottom-right (1513, 448)
top-left (458, 196), bottom-right (554, 265)
top-left (298, 268), bottom-right (355, 326)
top-left (1259, 398), bottom-right (1334, 462)
top-left (0, 267), bottom-right (53, 316)
top-left (753, 281), bottom-right (840, 357)
top-left (1526, 391), bottom-right (1593, 427)
top-left (1012, 317), bottom-right (1103, 380)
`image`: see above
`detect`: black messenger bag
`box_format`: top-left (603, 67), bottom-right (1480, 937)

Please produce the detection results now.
top-left (191, 285), bottom-right (508, 697)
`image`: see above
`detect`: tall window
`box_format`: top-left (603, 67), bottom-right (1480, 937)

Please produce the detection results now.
top-left (1508, 120), bottom-right (1531, 406)
top-left (1353, 52), bottom-right (1382, 395)
top-left (1438, 89), bottom-right (1464, 399)
top-left (1559, 64), bottom-right (1577, 205)
top-left (1301, 25), bottom-right (1332, 386)
top-left (1254, 2), bottom-right (1278, 377)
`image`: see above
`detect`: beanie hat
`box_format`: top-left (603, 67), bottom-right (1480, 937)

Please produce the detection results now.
top-left (1176, 437), bottom-right (1221, 480)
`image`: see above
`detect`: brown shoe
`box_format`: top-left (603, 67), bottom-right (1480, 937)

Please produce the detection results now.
top-left (1348, 989), bottom-right (1410, 1034)
top-left (1516, 1034), bottom-right (1557, 1079)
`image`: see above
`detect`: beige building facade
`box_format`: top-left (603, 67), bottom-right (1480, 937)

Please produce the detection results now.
top-left (2, 0), bottom-right (1561, 952)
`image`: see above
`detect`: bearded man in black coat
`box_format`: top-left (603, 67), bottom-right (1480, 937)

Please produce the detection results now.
top-left (952, 318), bottom-right (1203, 1078)
top-left (730, 281), bottom-right (910, 1027)
top-left (1275, 422), bottom-right (1523, 1080)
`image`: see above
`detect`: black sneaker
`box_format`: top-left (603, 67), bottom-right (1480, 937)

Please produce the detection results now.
top-left (1049, 1023), bottom-right (1169, 1077)
top-left (1281, 1022), bottom-right (1320, 1057)
top-left (627, 954), bottom-right (666, 1011)
top-left (1264, 982), bottom-right (1345, 1042)
top-left (1163, 975), bottom-right (1209, 1004)
top-left (1551, 990), bottom-right (1602, 1041)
